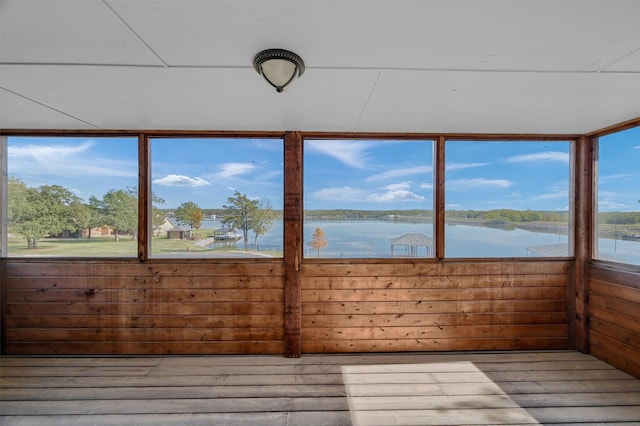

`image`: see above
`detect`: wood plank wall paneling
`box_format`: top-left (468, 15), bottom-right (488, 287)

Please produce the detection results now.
top-left (2, 258), bottom-right (572, 356)
top-left (3, 261), bottom-right (285, 355)
top-left (301, 261), bottom-right (570, 353)
top-left (589, 265), bottom-right (640, 378)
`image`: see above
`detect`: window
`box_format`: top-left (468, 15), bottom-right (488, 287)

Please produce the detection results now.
top-left (445, 140), bottom-right (572, 258)
top-left (6, 136), bottom-right (138, 257)
top-left (594, 127), bottom-right (640, 266)
top-left (150, 138), bottom-right (283, 258)
top-left (303, 139), bottom-right (434, 258)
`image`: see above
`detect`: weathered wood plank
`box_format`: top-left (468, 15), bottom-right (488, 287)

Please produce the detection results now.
top-left (3, 261), bottom-right (284, 278)
top-left (590, 293), bottom-right (640, 317)
top-left (5, 314), bottom-right (284, 329)
top-left (591, 264), bottom-right (640, 289)
top-left (302, 274), bottom-right (567, 290)
top-left (5, 275), bottom-right (284, 290)
top-left (590, 279), bottom-right (640, 304)
top-left (303, 299), bottom-right (567, 315)
top-left (6, 288), bottom-right (284, 303)
top-left (591, 331), bottom-right (640, 378)
top-left (301, 260), bottom-right (570, 277)
top-left (303, 337), bottom-right (568, 353)
top-left (303, 324), bottom-right (568, 340)
top-left (304, 312), bottom-right (567, 327)
top-left (301, 287), bottom-right (566, 302)
top-left (6, 301), bottom-right (284, 315)
top-left (0, 413), bottom-right (292, 426)
top-left (591, 318), bottom-right (640, 351)
top-left (5, 341), bottom-right (284, 355)
top-left (5, 327), bottom-right (284, 342)
top-left (590, 305), bottom-right (640, 335)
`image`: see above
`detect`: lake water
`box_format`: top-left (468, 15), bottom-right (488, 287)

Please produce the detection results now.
top-left (200, 219), bottom-right (639, 264)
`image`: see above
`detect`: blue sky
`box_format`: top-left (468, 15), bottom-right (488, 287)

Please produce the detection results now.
top-left (7, 128), bottom-right (639, 212)
top-left (597, 127), bottom-right (640, 212)
top-left (304, 140), bottom-right (433, 210)
top-left (151, 138), bottom-right (283, 209)
top-left (8, 137), bottom-right (139, 202)
top-left (444, 140), bottom-right (572, 211)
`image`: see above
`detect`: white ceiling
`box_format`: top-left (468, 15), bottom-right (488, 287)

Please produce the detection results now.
top-left (1, 0), bottom-right (639, 134)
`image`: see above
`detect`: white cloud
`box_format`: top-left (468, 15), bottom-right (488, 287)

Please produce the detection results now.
top-left (367, 189), bottom-right (425, 202)
top-left (153, 174), bottom-right (210, 187)
top-left (599, 174), bottom-right (633, 184)
top-left (311, 186), bottom-right (367, 201)
top-left (447, 178), bottom-right (513, 190)
top-left (634, 145), bottom-right (640, 150)
top-left (305, 140), bottom-right (374, 168)
top-left (9, 141), bottom-right (93, 159)
top-left (366, 165), bottom-right (432, 181)
top-left (445, 162), bottom-right (490, 171)
top-left (383, 181), bottom-right (412, 191)
top-left (506, 151), bottom-right (569, 164)
top-left (535, 190), bottom-right (567, 200)
top-left (216, 162), bottom-right (256, 179)
top-left (420, 182), bottom-right (433, 189)
top-left (8, 141), bottom-right (137, 178)
top-left (598, 200), bottom-right (630, 211)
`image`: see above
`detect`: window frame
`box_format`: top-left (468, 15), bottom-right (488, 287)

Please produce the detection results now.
top-left (442, 137), bottom-right (575, 259)
top-left (3, 133), bottom-right (141, 259)
top-left (0, 129), bottom-right (609, 265)
top-left (302, 136), bottom-right (437, 260)
top-left (146, 135), bottom-right (286, 260)
top-left (591, 125), bottom-right (640, 267)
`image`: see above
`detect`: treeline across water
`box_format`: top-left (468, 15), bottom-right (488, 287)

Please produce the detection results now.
top-left (170, 208), bottom-right (640, 225)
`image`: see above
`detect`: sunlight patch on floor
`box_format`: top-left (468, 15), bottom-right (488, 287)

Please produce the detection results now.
top-left (341, 361), bottom-right (540, 426)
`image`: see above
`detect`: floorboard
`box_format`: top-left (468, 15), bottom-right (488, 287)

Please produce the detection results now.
top-left (1, 351), bottom-right (639, 425)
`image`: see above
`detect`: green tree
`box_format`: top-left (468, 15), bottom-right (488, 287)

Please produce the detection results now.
top-left (250, 199), bottom-right (277, 249)
top-left (87, 195), bottom-right (105, 238)
top-left (151, 193), bottom-right (167, 231)
top-left (174, 201), bottom-right (203, 234)
top-left (7, 178), bottom-right (84, 248)
top-left (222, 191), bottom-right (258, 250)
top-left (94, 189), bottom-right (138, 241)
top-left (67, 202), bottom-right (92, 237)
top-left (309, 227), bottom-right (328, 257)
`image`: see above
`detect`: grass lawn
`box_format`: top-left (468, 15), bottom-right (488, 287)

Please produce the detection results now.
top-left (8, 236), bottom-right (139, 257)
top-left (6, 228), bottom-right (281, 257)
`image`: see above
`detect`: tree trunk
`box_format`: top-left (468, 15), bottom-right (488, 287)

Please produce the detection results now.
top-left (27, 237), bottom-right (38, 249)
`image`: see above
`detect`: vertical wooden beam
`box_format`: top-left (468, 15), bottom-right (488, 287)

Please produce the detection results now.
top-left (573, 136), bottom-right (593, 352)
top-left (283, 131), bottom-right (303, 357)
top-left (0, 135), bottom-right (7, 258)
top-left (138, 134), bottom-right (149, 262)
top-left (435, 136), bottom-right (446, 260)
top-left (0, 135), bottom-right (6, 354)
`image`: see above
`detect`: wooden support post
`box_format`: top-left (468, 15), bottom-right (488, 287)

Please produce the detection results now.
top-left (435, 136), bottom-right (445, 260)
top-left (0, 135), bottom-right (6, 354)
top-left (283, 131), bottom-right (303, 357)
top-left (573, 135), bottom-right (593, 352)
top-left (138, 134), bottom-right (149, 262)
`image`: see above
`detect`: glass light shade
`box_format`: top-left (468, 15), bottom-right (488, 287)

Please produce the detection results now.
top-left (254, 49), bottom-right (305, 93)
top-left (260, 59), bottom-right (298, 92)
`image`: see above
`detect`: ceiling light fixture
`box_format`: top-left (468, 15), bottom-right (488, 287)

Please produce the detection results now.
top-left (253, 49), bottom-right (305, 93)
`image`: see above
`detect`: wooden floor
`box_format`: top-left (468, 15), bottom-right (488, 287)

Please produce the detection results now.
top-left (1, 351), bottom-right (639, 425)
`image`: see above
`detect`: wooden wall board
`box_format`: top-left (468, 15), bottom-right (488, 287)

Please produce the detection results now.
top-left (301, 260), bottom-right (570, 354)
top-left (2, 260), bottom-right (285, 355)
top-left (589, 264), bottom-right (640, 378)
